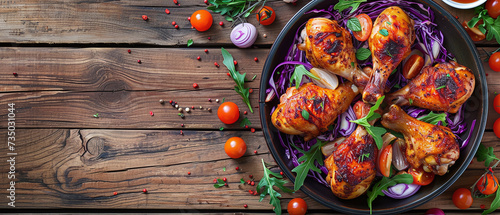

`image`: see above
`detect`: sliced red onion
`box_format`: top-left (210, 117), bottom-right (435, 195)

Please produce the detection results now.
top-left (460, 119), bottom-right (476, 149)
top-left (382, 183), bottom-right (420, 199)
top-left (392, 139), bottom-right (409, 171)
top-left (230, 23), bottom-right (257, 48)
top-left (338, 106), bottom-right (356, 136)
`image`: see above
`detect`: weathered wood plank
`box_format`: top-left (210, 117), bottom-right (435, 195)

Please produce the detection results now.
top-left (0, 129), bottom-right (497, 210)
top-left (0, 0), bottom-right (307, 45)
top-left (0, 90), bottom-right (260, 129)
top-left (0, 47), bottom-right (265, 92)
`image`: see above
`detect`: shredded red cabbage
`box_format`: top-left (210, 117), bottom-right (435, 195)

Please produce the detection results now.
top-left (267, 0), bottom-right (474, 188)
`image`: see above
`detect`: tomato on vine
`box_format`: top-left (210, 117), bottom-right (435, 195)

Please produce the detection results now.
top-left (256, 6), bottom-right (276, 25)
top-left (287, 198), bottom-right (307, 215)
top-left (476, 172), bottom-right (499, 195)
top-left (218, 102), bottom-right (240, 124)
top-left (453, 188), bottom-right (473, 209)
top-left (191, 10), bottom-right (213, 32)
top-left (224, 137), bottom-right (247, 159)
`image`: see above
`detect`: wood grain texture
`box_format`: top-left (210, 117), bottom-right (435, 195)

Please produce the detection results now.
top-left (0, 129), bottom-right (498, 211)
top-left (0, 0), bottom-right (307, 45)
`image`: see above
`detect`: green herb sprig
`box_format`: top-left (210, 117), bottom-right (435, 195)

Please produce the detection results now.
top-left (207, 0), bottom-right (256, 22)
top-left (474, 144), bottom-right (500, 214)
top-left (256, 159), bottom-right (294, 215)
top-left (290, 65), bottom-right (320, 89)
top-left (468, 6), bottom-right (500, 44)
top-left (417, 111), bottom-right (448, 126)
top-left (221, 48), bottom-right (253, 113)
top-left (290, 140), bottom-right (327, 191)
top-left (334, 0), bottom-right (368, 14)
top-left (350, 96), bottom-right (387, 149)
top-left (367, 174), bottom-right (413, 214)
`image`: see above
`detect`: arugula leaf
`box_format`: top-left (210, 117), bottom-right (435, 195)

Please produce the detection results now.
top-left (257, 159), bottom-right (294, 215)
top-left (290, 65), bottom-right (320, 89)
top-left (356, 48), bottom-right (371, 61)
top-left (213, 178), bottom-right (226, 188)
top-left (476, 144), bottom-right (500, 167)
top-left (240, 178), bottom-right (246, 184)
top-left (347, 17), bottom-right (362, 32)
top-left (468, 7), bottom-right (500, 44)
top-left (334, 0), bottom-right (368, 14)
top-left (187, 39), bottom-right (194, 47)
top-left (367, 174), bottom-right (413, 214)
top-left (483, 188), bottom-right (500, 215)
top-left (239, 117), bottom-right (251, 127)
top-left (221, 48), bottom-right (253, 113)
top-left (408, 98), bottom-right (413, 105)
top-left (93, 113), bottom-right (99, 118)
top-left (417, 111), bottom-right (448, 126)
top-left (350, 96), bottom-right (387, 149)
top-left (290, 140), bottom-right (327, 191)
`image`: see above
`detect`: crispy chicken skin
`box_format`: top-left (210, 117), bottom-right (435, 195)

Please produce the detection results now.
top-left (381, 104), bottom-right (460, 176)
top-left (325, 101), bottom-right (377, 199)
top-left (363, 6), bottom-right (415, 104)
top-left (297, 18), bottom-right (370, 88)
top-left (386, 61), bottom-right (475, 114)
top-left (271, 82), bottom-right (359, 141)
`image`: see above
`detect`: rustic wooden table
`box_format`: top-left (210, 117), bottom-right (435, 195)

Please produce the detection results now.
top-left (0, 0), bottom-right (498, 214)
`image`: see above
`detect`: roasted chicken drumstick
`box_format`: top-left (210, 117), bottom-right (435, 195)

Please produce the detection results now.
top-left (386, 61), bottom-right (475, 114)
top-left (298, 18), bottom-right (370, 88)
top-left (363, 6), bottom-right (415, 104)
top-left (381, 104), bottom-right (460, 176)
top-left (271, 82), bottom-right (359, 141)
top-left (324, 101), bottom-right (378, 199)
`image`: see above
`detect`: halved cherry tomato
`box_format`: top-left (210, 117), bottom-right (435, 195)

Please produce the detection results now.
top-left (476, 172), bottom-right (499, 195)
top-left (256, 6), bottom-right (276, 26)
top-left (353, 14), bottom-right (372, 42)
top-left (493, 118), bottom-right (500, 138)
top-left (217, 102), bottom-right (240, 124)
top-left (377, 144), bottom-right (392, 177)
top-left (461, 20), bottom-right (485, 42)
top-left (452, 188), bottom-right (473, 209)
top-left (408, 166), bottom-right (435, 186)
top-left (494, 94), bottom-right (500, 114)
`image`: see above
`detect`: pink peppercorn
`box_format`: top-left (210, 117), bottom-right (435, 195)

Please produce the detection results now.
top-left (175, 24), bottom-right (179, 29)
top-left (172, 21), bottom-right (176, 25)
top-left (165, 8), bottom-right (170, 14)
top-left (219, 21), bottom-right (224, 26)
top-left (142, 15), bottom-right (148, 21)
top-left (254, 57), bottom-right (258, 62)
top-left (197, 56), bottom-right (201, 60)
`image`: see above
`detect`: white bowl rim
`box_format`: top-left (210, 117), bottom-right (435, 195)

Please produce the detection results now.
top-left (441, 0), bottom-right (487, 9)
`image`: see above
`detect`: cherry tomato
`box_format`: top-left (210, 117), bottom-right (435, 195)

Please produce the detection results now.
top-left (486, 0), bottom-right (500, 19)
top-left (408, 166), bottom-right (435, 186)
top-left (476, 172), bottom-right (499, 195)
top-left (287, 198), bottom-right (307, 215)
top-left (377, 144), bottom-right (392, 178)
top-left (256, 6), bottom-right (276, 26)
top-left (461, 20), bottom-right (485, 42)
top-left (489, 52), bottom-right (500, 72)
top-left (190, 10), bottom-right (213, 32)
top-left (493, 118), bottom-right (500, 138)
top-left (353, 14), bottom-right (373, 42)
top-left (224, 137), bottom-right (247, 159)
top-left (494, 94), bottom-right (500, 114)
top-left (452, 188), bottom-right (473, 209)
top-left (217, 102), bottom-right (240, 124)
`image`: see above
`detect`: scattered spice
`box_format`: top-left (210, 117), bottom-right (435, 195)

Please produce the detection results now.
top-left (113, 192), bottom-right (118, 195)
top-left (204, 0), bottom-right (208, 4)
top-left (213, 178), bottom-right (218, 183)
top-left (150, 111), bottom-right (154, 116)
top-left (180, 130), bottom-right (184, 135)
top-left (185, 108), bottom-right (191, 113)
top-left (181, 123), bottom-right (184, 127)
top-left (481, 204), bottom-right (486, 209)
top-left (199, 106), bottom-right (203, 109)
top-left (236, 167), bottom-right (240, 170)
top-left (207, 108), bottom-right (212, 112)
top-left (223, 177), bottom-right (227, 182)
top-left (250, 181), bottom-right (255, 186)
top-left (247, 180), bottom-right (251, 185)
top-left (280, 171), bottom-right (283, 175)
top-left (214, 62), bottom-right (220, 67)
top-left (254, 57), bottom-right (258, 62)
top-left (227, 72), bottom-right (231, 76)
top-left (244, 111), bottom-right (247, 115)
top-left (193, 83), bottom-right (199, 88)
top-left (263, 34), bottom-right (267, 38)
top-left (254, 150), bottom-right (257, 154)
top-left (249, 88), bottom-right (253, 93)
top-left (188, 171), bottom-right (191, 175)
top-left (175, 24), bottom-right (179, 29)
top-left (178, 108), bottom-right (182, 112)
top-left (248, 190), bottom-right (253, 194)
top-left (188, 17), bottom-right (191, 21)
top-left (143, 188), bottom-right (148, 193)
top-left (169, 100), bottom-right (173, 104)
top-left (127, 49), bottom-right (131, 53)
top-left (245, 125), bottom-right (249, 128)
top-left (159, 99), bottom-right (164, 104)
top-left (223, 167), bottom-right (226, 171)
top-left (234, 60), bottom-right (238, 65)
top-left (142, 15), bottom-right (148, 21)
top-left (204, 49), bottom-right (209, 53)
top-left (137, 60), bottom-right (142, 64)
top-left (12, 72), bottom-right (18, 77)
top-left (208, 37), bottom-right (211, 40)
top-left (93, 113), bottom-right (99, 118)
top-left (173, 0), bottom-right (178, 4)
top-left (197, 56), bottom-right (201, 60)
top-left (251, 128), bottom-right (255, 133)
top-left (165, 8), bottom-right (170, 14)
top-left (191, 106), bottom-right (195, 109)
top-left (208, 98), bottom-right (212, 102)
top-left (244, 204), bottom-right (248, 208)
top-left (219, 21), bottom-right (224, 26)
top-left (172, 21), bottom-right (177, 26)
top-left (249, 174), bottom-right (253, 178)
top-left (224, 183), bottom-right (228, 186)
